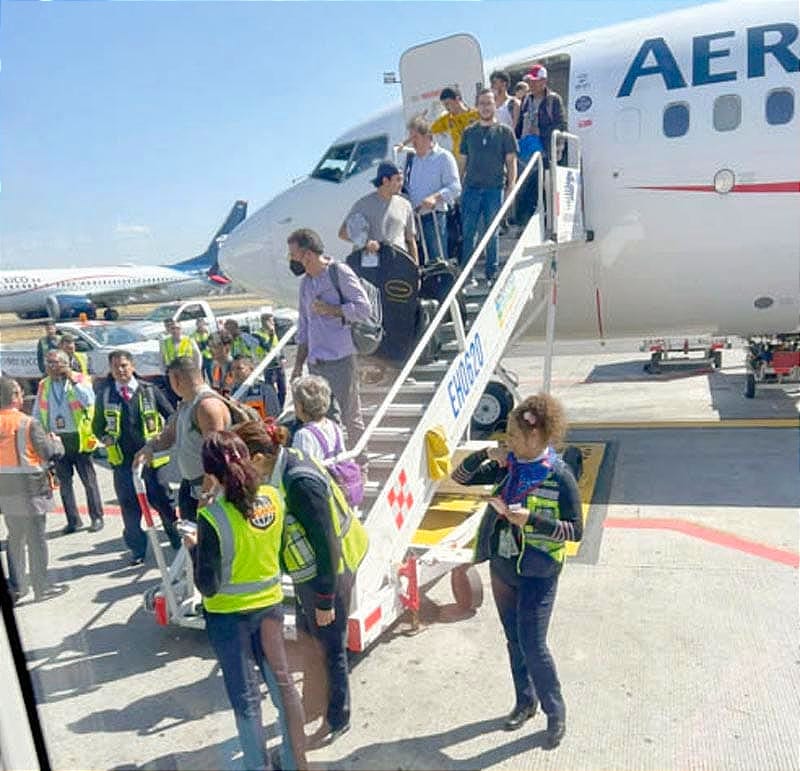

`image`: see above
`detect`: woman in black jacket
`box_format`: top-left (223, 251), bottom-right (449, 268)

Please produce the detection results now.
top-left (451, 392), bottom-right (581, 748)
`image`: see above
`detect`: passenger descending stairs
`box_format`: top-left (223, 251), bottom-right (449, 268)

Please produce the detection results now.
top-left (341, 142), bottom-right (588, 652)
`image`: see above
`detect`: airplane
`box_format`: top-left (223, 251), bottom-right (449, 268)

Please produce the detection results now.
top-left (0, 200), bottom-right (247, 321)
top-left (219, 0), bottom-right (800, 344)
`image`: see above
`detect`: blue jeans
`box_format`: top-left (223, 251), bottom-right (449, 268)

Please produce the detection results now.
top-left (489, 557), bottom-right (566, 720)
top-left (418, 210), bottom-right (448, 265)
top-left (205, 605), bottom-right (306, 771)
top-left (460, 186), bottom-right (503, 279)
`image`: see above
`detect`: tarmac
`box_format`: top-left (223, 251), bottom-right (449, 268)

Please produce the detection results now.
top-left (5, 338), bottom-right (799, 771)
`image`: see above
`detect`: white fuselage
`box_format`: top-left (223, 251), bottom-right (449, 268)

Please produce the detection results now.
top-left (219, 0), bottom-right (800, 341)
top-left (0, 264), bottom-right (210, 315)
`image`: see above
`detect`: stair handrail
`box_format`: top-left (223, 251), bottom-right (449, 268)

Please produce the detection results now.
top-left (339, 149), bottom-right (547, 463)
top-left (230, 323), bottom-right (298, 402)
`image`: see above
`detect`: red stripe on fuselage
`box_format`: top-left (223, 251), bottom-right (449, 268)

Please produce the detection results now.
top-left (629, 181), bottom-right (800, 194)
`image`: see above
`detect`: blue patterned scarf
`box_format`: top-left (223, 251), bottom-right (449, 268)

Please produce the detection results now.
top-left (501, 446), bottom-right (557, 505)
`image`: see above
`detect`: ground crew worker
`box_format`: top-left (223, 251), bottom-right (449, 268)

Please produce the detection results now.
top-left (223, 318), bottom-right (258, 361)
top-left (192, 318), bottom-right (214, 384)
top-left (33, 349), bottom-right (104, 534)
top-left (59, 333), bottom-right (92, 379)
top-left (36, 322), bottom-right (62, 375)
top-left (134, 357), bottom-right (231, 522)
top-left (230, 356), bottom-right (280, 420)
top-left (93, 350), bottom-right (180, 565)
top-left (160, 320), bottom-right (202, 407)
top-left (208, 331), bottom-right (235, 394)
top-left (0, 376), bottom-right (65, 604)
top-left (233, 420), bottom-right (369, 748)
top-left (184, 431), bottom-right (306, 771)
top-left (160, 319), bottom-right (202, 371)
top-left (451, 393), bottom-right (581, 748)
top-left (253, 311), bottom-right (287, 409)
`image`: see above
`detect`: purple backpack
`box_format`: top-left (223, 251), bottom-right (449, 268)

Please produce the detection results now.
top-left (305, 422), bottom-right (364, 507)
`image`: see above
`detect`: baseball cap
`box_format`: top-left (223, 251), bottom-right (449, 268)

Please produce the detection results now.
top-left (527, 64), bottom-right (548, 81)
top-left (372, 160), bottom-right (401, 187)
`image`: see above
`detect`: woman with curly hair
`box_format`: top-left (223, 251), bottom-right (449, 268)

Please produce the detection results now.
top-left (185, 431), bottom-right (306, 770)
top-left (451, 392), bottom-right (582, 748)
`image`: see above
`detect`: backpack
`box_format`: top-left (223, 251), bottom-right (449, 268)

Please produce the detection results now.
top-left (191, 390), bottom-right (263, 431)
top-left (304, 421), bottom-right (364, 507)
top-left (329, 261), bottom-right (384, 356)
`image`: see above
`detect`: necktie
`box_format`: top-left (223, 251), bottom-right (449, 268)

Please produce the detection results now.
top-left (121, 385), bottom-right (132, 402)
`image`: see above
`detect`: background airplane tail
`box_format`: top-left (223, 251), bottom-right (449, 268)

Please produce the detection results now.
top-left (171, 200), bottom-right (247, 282)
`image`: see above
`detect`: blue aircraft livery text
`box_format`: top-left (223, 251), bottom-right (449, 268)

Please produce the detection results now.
top-left (447, 332), bottom-right (485, 419)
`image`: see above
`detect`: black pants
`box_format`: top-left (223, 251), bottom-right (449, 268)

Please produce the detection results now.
top-left (5, 515), bottom-right (48, 596)
top-left (178, 479), bottom-right (199, 522)
top-left (296, 572), bottom-right (353, 731)
top-left (490, 556), bottom-right (565, 720)
top-left (54, 434), bottom-right (104, 526)
top-left (266, 367), bottom-right (287, 410)
top-left (113, 462), bottom-right (180, 558)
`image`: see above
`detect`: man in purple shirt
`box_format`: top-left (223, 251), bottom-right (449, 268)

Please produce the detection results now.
top-left (288, 228), bottom-right (371, 446)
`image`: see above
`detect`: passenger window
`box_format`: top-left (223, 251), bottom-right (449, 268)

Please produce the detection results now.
top-left (663, 102), bottom-right (690, 138)
top-left (310, 142), bottom-right (356, 183)
top-left (766, 88), bottom-right (794, 125)
top-left (713, 95), bottom-right (741, 132)
top-left (347, 135), bottom-right (389, 178)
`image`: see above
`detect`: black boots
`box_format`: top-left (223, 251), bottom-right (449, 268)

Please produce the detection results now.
top-left (544, 716), bottom-right (566, 748)
top-left (503, 703), bottom-right (537, 731)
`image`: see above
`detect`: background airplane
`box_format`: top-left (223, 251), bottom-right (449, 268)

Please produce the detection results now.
top-left (219, 0), bottom-right (799, 343)
top-left (0, 200), bottom-right (247, 321)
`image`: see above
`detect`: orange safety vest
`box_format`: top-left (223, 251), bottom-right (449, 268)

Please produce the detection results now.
top-left (0, 409), bottom-right (44, 473)
top-left (212, 362), bottom-right (235, 393)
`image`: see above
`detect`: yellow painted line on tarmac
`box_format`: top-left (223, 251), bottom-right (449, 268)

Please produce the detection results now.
top-left (570, 418), bottom-right (797, 430)
top-left (412, 442), bottom-right (607, 559)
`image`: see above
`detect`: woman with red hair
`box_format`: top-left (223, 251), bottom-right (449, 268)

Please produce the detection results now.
top-left (185, 430), bottom-right (306, 770)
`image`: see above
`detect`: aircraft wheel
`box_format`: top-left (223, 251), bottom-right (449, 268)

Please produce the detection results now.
top-left (744, 373), bottom-right (756, 399)
top-left (104, 308), bottom-right (120, 321)
top-left (471, 381), bottom-right (513, 435)
top-left (451, 565), bottom-right (483, 611)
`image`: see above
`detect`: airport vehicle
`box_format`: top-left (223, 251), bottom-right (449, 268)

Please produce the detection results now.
top-left (0, 321), bottom-right (162, 392)
top-left (744, 336), bottom-right (800, 397)
top-left (641, 336), bottom-right (730, 373)
top-left (0, 200), bottom-right (246, 321)
top-left (119, 298), bottom-right (297, 341)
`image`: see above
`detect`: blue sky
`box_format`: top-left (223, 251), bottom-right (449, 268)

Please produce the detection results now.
top-left (0, 0), bottom-right (710, 269)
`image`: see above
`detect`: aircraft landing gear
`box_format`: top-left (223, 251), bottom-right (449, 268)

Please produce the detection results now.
top-left (103, 308), bottom-right (120, 321)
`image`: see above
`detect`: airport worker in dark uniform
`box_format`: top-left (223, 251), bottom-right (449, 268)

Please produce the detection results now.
top-left (451, 392), bottom-right (582, 748)
top-left (93, 350), bottom-right (181, 565)
top-left (0, 377), bottom-right (65, 604)
top-left (253, 311), bottom-right (288, 409)
top-left (184, 431), bottom-right (306, 771)
top-left (36, 322), bottom-right (62, 375)
top-left (229, 355), bottom-right (280, 420)
top-left (232, 420), bottom-right (369, 748)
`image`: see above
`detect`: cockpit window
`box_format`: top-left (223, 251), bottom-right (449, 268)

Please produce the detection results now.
top-left (310, 142), bottom-right (355, 182)
top-left (310, 135), bottom-right (388, 183)
top-left (347, 136), bottom-right (388, 178)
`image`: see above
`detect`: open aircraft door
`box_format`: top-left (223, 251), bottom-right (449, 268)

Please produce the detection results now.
top-left (399, 34), bottom-right (484, 148)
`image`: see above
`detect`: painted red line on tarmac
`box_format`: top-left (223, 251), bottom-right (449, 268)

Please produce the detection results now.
top-left (52, 505), bottom-right (122, 517)
top-left (604, 518), bottom-right (799, 568)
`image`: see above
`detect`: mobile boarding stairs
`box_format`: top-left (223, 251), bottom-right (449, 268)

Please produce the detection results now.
top-left (141, 132), bottom-right (590, 652)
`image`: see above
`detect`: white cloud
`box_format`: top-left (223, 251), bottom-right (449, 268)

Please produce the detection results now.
top-left (113, 222), bottom-right (152, 239)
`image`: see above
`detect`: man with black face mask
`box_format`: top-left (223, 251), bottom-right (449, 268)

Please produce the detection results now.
top-left (287, 228), bottom-right (370, 448)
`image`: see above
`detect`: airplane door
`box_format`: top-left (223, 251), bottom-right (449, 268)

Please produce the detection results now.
top-left (399, 34), bottom-right (484, 127)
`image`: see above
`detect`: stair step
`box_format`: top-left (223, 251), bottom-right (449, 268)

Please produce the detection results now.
top-left (364, 403), bottom-right (426, 419)
top-left (370, 427), bottom-right (414, 442)
top-left (361, 381), bottom-right (437, 398)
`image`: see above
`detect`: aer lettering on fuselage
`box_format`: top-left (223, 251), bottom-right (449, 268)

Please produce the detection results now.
top-left (618, 23), bottom-right (800, 97)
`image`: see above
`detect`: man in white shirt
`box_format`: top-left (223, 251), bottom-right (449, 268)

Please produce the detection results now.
top-left (403, 117), bottom-right (461, 264)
